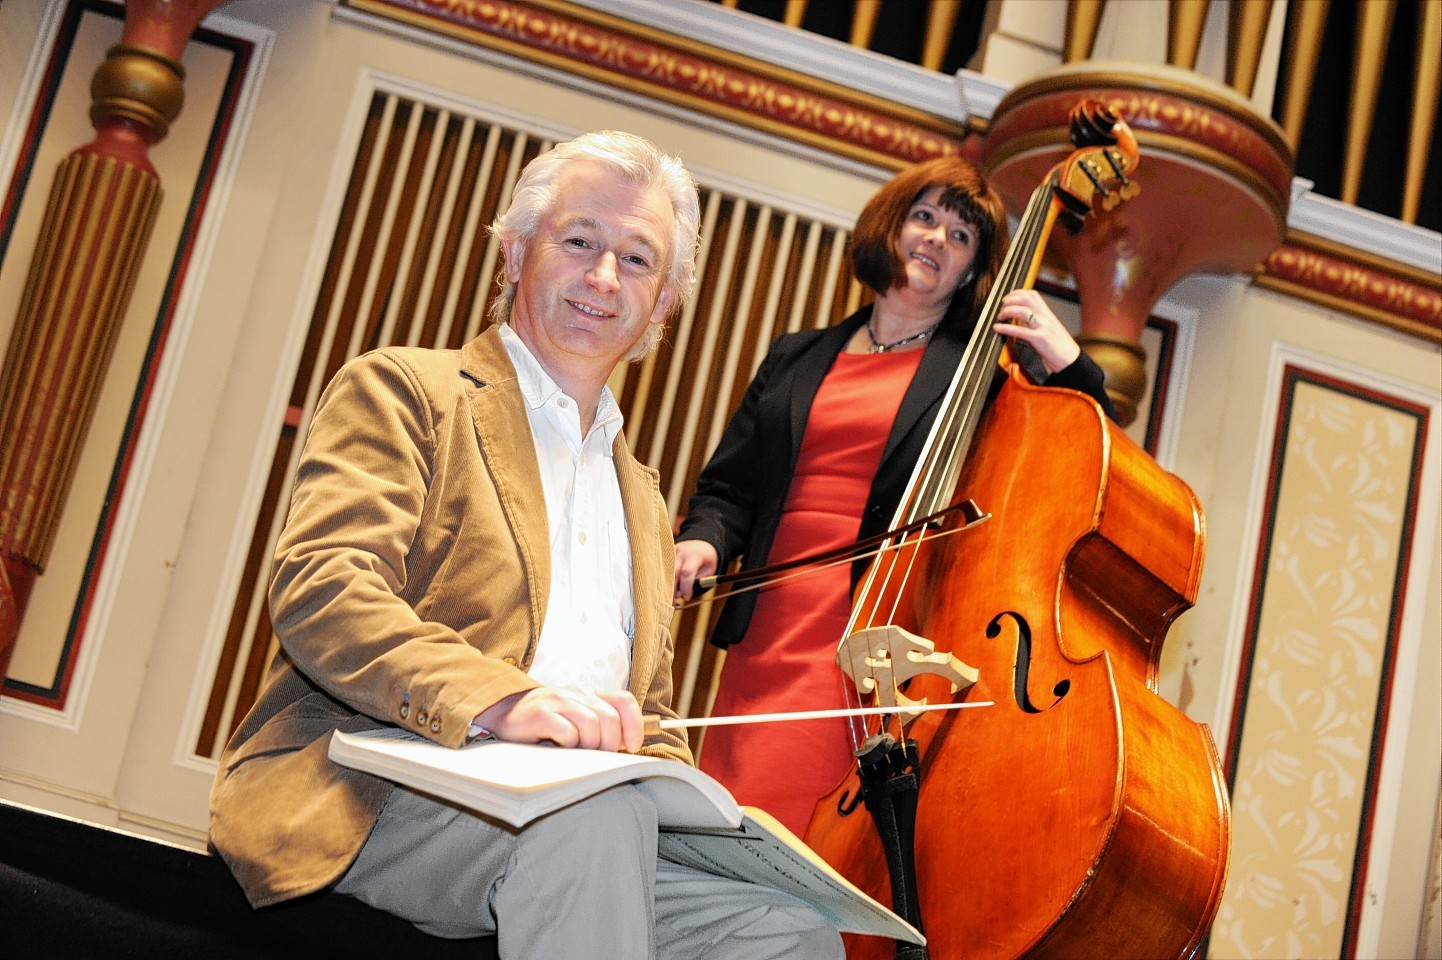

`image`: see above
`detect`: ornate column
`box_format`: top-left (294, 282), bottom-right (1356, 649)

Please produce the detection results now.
top-left (982, 62), bottom-right (1294, 424)
top-left (0, 1), bottom-right (229, 680)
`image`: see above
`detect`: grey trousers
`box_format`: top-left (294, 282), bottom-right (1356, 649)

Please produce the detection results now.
top-left (335, 782), bottom-right (846, 960)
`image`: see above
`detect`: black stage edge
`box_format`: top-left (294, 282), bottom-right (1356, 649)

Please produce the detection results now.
top-left (0, 799), bottom-right (498, 959)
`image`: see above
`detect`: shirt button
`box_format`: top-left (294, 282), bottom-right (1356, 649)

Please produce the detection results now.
top-left (399, 703), bottom-right (410, 719)
top-left (430, 719), bottom-right (442, 733)
top-left (578, 531), bottom-right (587, 544)
top-left (417, 711), bottom-right (428, 725)
top-left (580, 612), bottom-right (589, 624)
top-left (557, 397), bottom-right (569, 408)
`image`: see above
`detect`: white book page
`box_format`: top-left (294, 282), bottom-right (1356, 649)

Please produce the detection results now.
top-left (329, 729), bottom-right (741, 829)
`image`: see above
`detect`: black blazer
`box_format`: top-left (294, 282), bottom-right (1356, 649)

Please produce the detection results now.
top-left (677, 305), bottom-right (1116, 649)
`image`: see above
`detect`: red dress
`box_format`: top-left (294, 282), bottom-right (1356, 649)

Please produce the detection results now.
top-left (698, 348), bottom-right (925, 835)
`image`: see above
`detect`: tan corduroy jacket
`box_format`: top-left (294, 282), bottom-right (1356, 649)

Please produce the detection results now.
top-left (209, 326), bottom-right (690, 908)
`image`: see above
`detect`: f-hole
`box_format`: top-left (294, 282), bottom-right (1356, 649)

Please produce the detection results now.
top-left (988, 611), bottom-right (1070, 713)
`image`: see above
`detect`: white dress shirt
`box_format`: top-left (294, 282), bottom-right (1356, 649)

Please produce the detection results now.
top-left (499, 324), bottom-right (634, 693)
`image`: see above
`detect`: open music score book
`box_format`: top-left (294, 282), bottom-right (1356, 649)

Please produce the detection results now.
top-left (329, 728), bottom-right (924, 946)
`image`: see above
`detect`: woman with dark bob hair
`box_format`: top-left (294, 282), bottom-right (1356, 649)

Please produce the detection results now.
top-left (672, 156), bottom-right (1118, 835)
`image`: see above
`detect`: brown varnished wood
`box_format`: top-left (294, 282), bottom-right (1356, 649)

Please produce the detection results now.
top-left (801, 102), bottom-right (1229, 959)
top-left (804, 366), bottom-right (1229, 959)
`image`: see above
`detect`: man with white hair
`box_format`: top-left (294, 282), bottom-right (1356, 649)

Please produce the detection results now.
top-left (210, 130), bottom-right (844, 960)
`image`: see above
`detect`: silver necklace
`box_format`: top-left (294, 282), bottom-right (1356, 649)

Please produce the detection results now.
top-left (866, 318), bottom-right (937, 353)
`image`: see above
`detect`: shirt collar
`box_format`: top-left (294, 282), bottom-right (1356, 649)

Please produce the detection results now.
top-left (498, 323), bottom-right (624, 450)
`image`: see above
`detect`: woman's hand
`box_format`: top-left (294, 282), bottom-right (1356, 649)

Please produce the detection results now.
top-left (994, 290), bottom-right (1081, 374)
top-left (673, 539), bottom-right (719, 603)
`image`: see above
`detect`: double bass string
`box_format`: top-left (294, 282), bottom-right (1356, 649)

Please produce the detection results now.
top-left (845, 520), bottom-right (932, 743)
top-left (832, 175), bottom-right (1059, 752)
top-left (896, 178), bottom-right (1051, 548)
top-left (922, 177), bottom-right (1055, 502)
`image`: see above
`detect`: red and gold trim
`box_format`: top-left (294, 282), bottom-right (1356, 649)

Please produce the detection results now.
top-left (343, 0), bottom-right (967, 168)
top-left (989, 67), bottom-right (1295, 216)
top-left (1258, 237), bottom-right (1442, 343)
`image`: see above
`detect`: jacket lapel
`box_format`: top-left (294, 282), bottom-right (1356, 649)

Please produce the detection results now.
top-left (461, 328), bottom-right (551, 636)
top-left (612, 432), bottom-right (664, 698)
top-left (879, 324), bottom-right (967, 464)
top-left (782, 306), bottom-right (964, 471)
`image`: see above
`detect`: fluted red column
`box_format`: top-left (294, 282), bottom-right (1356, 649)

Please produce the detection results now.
top-left (0, 1), bottom-right (229, 682)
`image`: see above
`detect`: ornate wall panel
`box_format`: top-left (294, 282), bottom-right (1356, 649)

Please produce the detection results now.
top-left (1213, 366), bottom-right (1431, 958)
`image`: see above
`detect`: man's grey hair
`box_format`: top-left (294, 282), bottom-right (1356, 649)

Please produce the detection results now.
top-left (488, 130), bottom-right (701, 361)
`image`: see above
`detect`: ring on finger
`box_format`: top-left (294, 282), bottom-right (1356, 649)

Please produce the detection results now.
top-left (1026, 312), bottom-right (1038, 328)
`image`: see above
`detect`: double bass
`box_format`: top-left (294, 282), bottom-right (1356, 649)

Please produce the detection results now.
top-left (801, 102), bottom-right (1231, 959)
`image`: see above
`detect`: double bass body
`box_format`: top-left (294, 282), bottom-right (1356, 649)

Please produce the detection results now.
top-left (804, 365), bottom-right (1231, 959)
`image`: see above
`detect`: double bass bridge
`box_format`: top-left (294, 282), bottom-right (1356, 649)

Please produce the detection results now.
top-left (836, 624), bottom-right (979, 726)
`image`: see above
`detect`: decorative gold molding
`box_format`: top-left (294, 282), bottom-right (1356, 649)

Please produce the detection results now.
top-left (89, 43), bottom-right (186, 139)
top-left (343, 0), bottom-right (967, 169)
top-left (1256, 234), bottom-right (1442, 343)
top-left (995, 63), bottom-right (1296, 161)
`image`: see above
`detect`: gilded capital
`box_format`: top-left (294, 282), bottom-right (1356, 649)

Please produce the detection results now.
top-left (90, 44), bottom-right (186, 142)
top-left (1077, 332), bottom-right (1148, 427)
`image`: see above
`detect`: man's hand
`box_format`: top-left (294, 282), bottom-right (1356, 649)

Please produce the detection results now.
top-left (473, 686), bottom-right (643, 752)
